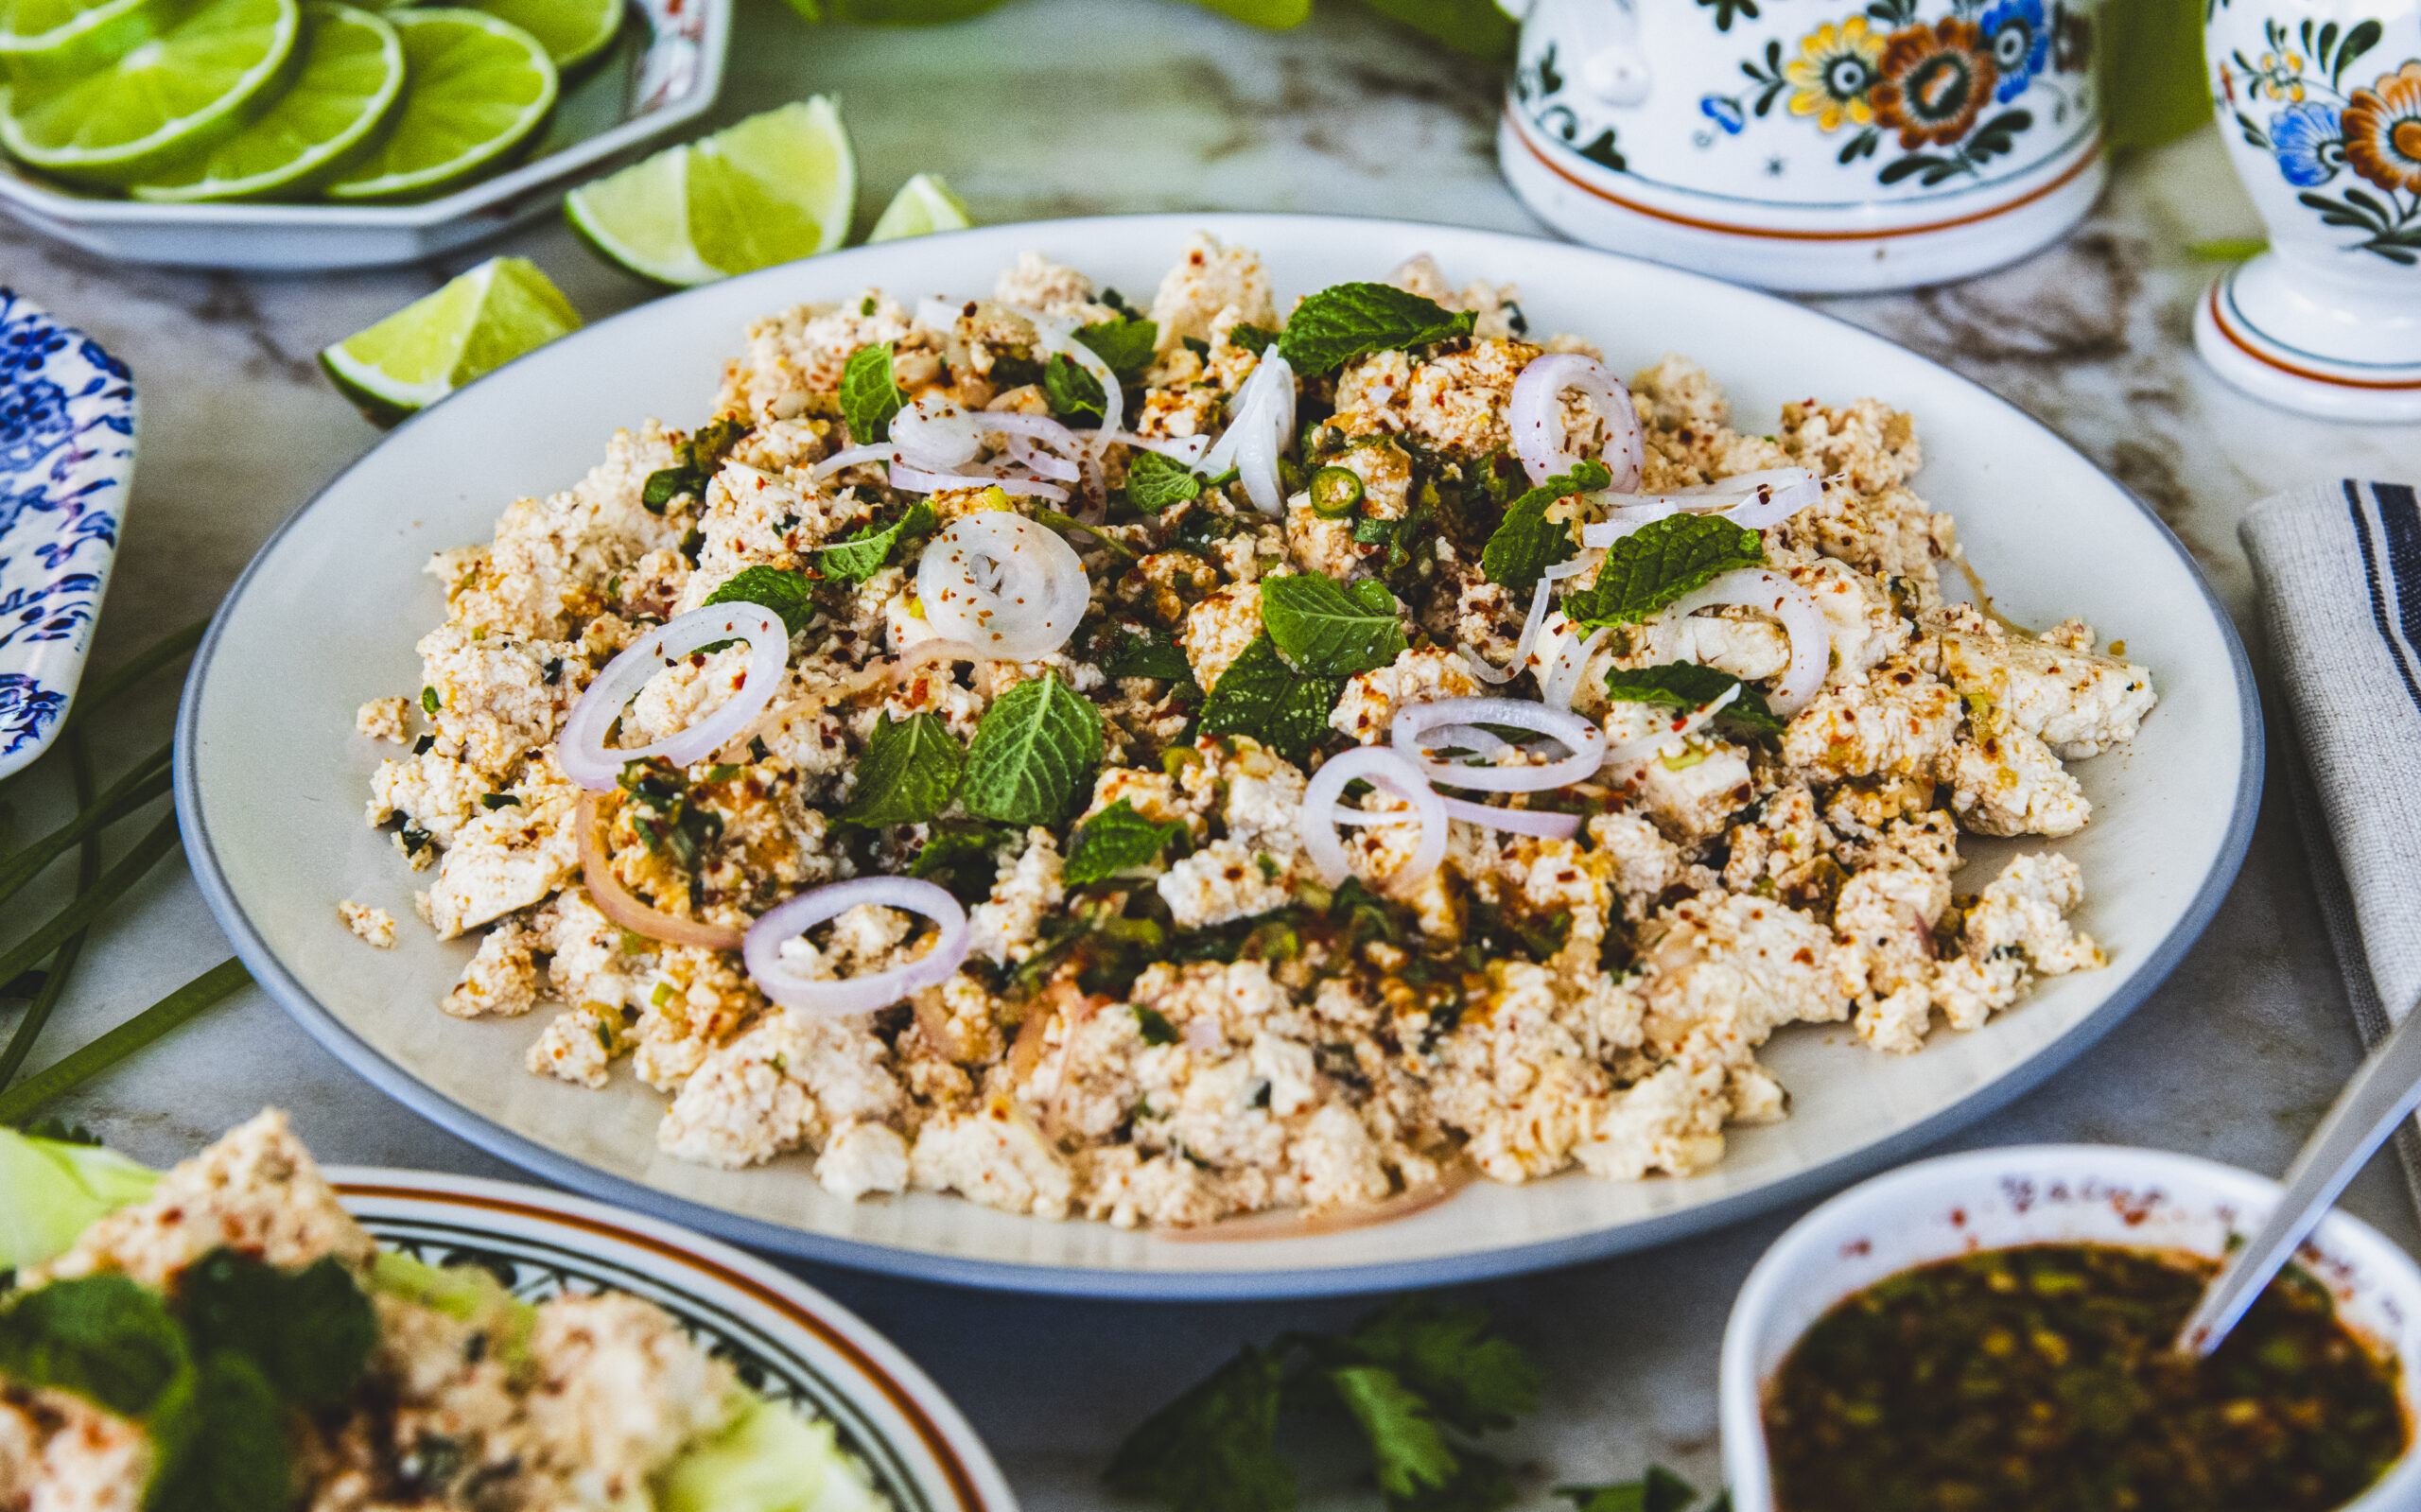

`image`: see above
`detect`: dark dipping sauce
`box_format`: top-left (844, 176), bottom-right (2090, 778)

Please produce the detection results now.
top-left (1764, 1243), bottom-right (2410, 1512)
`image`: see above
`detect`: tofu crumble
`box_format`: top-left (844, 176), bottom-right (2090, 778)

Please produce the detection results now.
top-left (356, 235), bottom-right (2156, 1231)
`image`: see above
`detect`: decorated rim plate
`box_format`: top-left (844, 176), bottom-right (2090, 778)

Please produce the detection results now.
top-left (330, 1165), bottom-right (1016, 1512)
top-left (0, 288), bottom-right (133, 780)
top-left (176, 214), bottom-right (2260, 1298)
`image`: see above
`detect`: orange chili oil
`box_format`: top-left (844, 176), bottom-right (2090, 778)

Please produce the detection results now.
top-left (1763, 1243), bottom-right (2409, 1512)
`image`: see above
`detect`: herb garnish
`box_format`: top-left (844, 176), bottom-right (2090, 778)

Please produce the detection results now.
top-left (819, 498), bottom-right (937, 583)
top-left (1104, 629), bottom-right (1195, 683)
top-left (1197, 634), bottom-right (1342, 765)
top-left (1259, 576), bottom-right (1404, 678)
top-left (909, 822), bottom-right (1014, 905)
top-left (640, 416), bottom-right (746, 513)
top-left (839, 712), bottom-right (966, 826)
top-left (1562, 514), bottom-right (1762, 628)
top-left (701, 565), bottom-right (820, 637)
top-left (962, 671), bottom-right (1105, 825)
top-left (839, 342), bottom-right (909, 444)
top-left (1480, 459), bottom-right (1608, 593)
top-left (1226, 322), bottom-right (1281, 354)
top-left (1604, 662), bottom-right (1785, 737)
top-left (1078, 316), bottom-right (1159, 379)
top-left (1127, 450), bottom-right (1208, 515)
top-left (1062, 799), bottom-right (1186, 887)
top-left (1277, 284), bottom-right (1476, 375)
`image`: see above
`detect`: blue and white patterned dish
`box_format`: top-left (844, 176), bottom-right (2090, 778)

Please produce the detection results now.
top-left (0, 289), bottom-right (133, 781)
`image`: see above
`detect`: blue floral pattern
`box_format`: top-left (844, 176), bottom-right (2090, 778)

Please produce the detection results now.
top-left (2271, 100), bottom-right (2346, 184)
top-left (1980, 0), bottom-right (2050, 100)
top-left (0, 289), bottom-right (134, 777)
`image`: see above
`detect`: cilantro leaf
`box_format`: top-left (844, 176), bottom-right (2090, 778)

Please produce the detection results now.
top-left (1077, 316), bottom-right (1159, 379)
top-left (1064, 800), bottom-right (1184, 887)
top-left (179, 1249), bottom-right (375, 1410)
top-left (1045, 355), bottom-right (1106, 424)
top-left (1104, 629), bottom-right (1194, 682)
top-left (1603, 662), bottom-right (1785, 737)
top-left (1340, 1299), bottom-right (1541, 1435)
top-left (1555, 1468), bottom-right (1700, 1512)
top-left (1562, 515), bottom-right (1762, 628)
top-left (1126, 450), bottom-right (1205, 515)
top-left (152, 1349), bottom-right (290, 1512)
top-left (1105, 1346), bottom-right (1295, 1512)
top-left (962, 671), bottom-right (1105, 824)
top-left (1198, 635), bottom-right (1341, 765)
top-left (841, 712), bottom-right (966, 826)
top-left (1278, 283), bottom-right (1476, 375)
top-left (703, 565), bottom-right (818, 636)
top-left (1226, 322), bottom-right (1281, 354)
top-left (909, 822), bottom-right (1014, 905)
top-left (1259, 576), bottom-right (1405, 677)
top-left (840, 342), bottom-right (908, 443)
top-left (1481, 460), bottom-right (1608, 592)
top-left (820, 499), bottom-right (937, 583)
top-left (1329, 1365), bottom-right (1459, 1501)
top-left (0, 1273), bottom-right (189, 1419)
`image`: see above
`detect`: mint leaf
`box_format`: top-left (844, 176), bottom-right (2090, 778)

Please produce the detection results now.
top-left (0, 1273), bottom-right (188, 1419)
top-left (1105, 630), bottom-right (1193, 682)
top-left (1555, 1468), bottom-right (1700, 1512)
top-left (1562, 515), bottom-right (1762, 628)
top-left (1278, 283), bottom-right (1476, 375)
top-left (841, 711), bottom-right (966, 826)
top-left (1226, 322), bottom-right (1281, 354)
top-left (909, 822), bottom-right (1014, 905)
top-left (1135, 1004), bottom-right (1179, 1044)
top-left (1481, 460), bottom-right (1608, 592)
top-left (820, 499), bottom-right (936, 583)
top-left (840, 342), bottom-right (908, 444)
top-left (703, 565), bottom-right (818, 636)
top-left (1340, 1299), bottom-right (1541, 1435)
top-left (1105, 1345), bottom-right (1294, 1512)
top-left (962, 671), bottom-right (1105, 824)
top-left (1046, 355), bottom-right (1106, 424)
top-left (1064, 800), bottom-right (1184, 887)
top-left (152, 1349), bottom-right (290, 1512)
top-left (1126, 450), bottom-right (1205, 515)
top-left (1199, 635), bottom-right (1341, 765)
top-left (1329, 1365), bottom-right (1459, 1501)
top-left (1078, 316), bottom-right (1158, 379)
top-left (1604, 662), bottom-right (1784, 737)
top-left (1260, 576), bottom-right (1404, 677)
top-left (179, 1249), bottom-right (374, 1410)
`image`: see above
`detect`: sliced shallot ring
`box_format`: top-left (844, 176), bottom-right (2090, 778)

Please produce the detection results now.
top-left (1579, 467), bottom-right (1823, 546)
top-left (1300, 745), bottom-right (1447, 895)
top-left (914, 512), bottom-right (1090, 660)
top-left (1604, 683), bottom-right (1742, 769)
top-left (1541, 625), bottom-right (1612, 712)
top-left (1199, 346), bottom-right (1296, 517)
top-left (1005, 433), bottom-right (1081, 482)
top-left (1159, 1160), bottom-right (1476, 1242)
top-left (743, 877), bottom-right (970, 1016)
top-left (557, 602), bottom-right (789, 791)
top-left (889, 460), bottom-right (1070, 502)
top-left (1667, 567), bottom-right (1830, 717)
top-left (1102, 429), bottom-right (1210, 465)
top-left (811, 443), bottom-right (894, 479)
top-left (1508, 354), bottom-right (1644, 491)
top-left (1439, 795), bottom-right (1581, 841)
top-left (1391, 696), bottom-right (1606, 792)
top-left (575, 792), bottom-right (744, 950)
top-left (891, 636), bottom-right (990, 682)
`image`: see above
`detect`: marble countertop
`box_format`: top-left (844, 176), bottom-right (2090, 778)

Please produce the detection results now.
top-left (10, 0), bottom-right (2421, 1503)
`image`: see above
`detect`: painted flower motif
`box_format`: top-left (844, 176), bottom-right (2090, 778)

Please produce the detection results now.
top-left (2256, 50), bottom-right (2308, 102)
top-left (1784, 16), bottom-right (1885, 133)
top-left (2269, 101), bottom-right (2344, 186)
top-left (2344, 61), bottom-right (2421, 194)
top-left (1699, 95), bottom-right (1747, 134)
top-left (1977, 0), bottom-right (2047, 102)
top-left (1872, 18), bottom-right (1999, 149)
top-left (2050, 0), bottom-right (2091, 74)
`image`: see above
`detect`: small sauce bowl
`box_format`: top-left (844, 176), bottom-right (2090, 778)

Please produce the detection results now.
top-left (1720, 1144), bottom-right (2421, 1512)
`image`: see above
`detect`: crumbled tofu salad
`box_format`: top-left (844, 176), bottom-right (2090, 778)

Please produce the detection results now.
top-left (356, 234), bottom-right (2156, 1231)
top-left (0, 1112), bottom-right (886, 1512)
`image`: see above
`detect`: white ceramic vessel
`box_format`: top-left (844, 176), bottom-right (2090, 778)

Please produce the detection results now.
top-left (1498, 0), bottom-right (2105, 292)
top-left (2196, 0), bottom-right (2421, 420)
top-left (1720, 1144), bottom-right (2421, 1512)
top-left (0, 0), bottom-right (728, 272)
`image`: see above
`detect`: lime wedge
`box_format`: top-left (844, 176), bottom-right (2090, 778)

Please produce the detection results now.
top-left (129, 3), bottom-right (403, 202)
top-left (454, 0), bottom-right (617, 74)
top-left (320, 255), bottom-right (581, 424)
top-left (0, 0), bottom-right (302, 184)
top-left (322, 8), bottom-right (553, 202)
top-left (867, 171), bottom-right (970, 243)
top-left (564, 97), bottom-right (854, 288)
top-left (0, 0), bottom-right (177, 81)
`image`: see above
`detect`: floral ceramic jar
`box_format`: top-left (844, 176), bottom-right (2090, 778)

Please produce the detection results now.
top-left (2195, 0), bottom-right (2421, 420)
top-left (1497, 0), bottom-right (2105, 292)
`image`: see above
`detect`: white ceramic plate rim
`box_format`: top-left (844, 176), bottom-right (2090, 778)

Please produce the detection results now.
top-left (175, 212), bottom-right (2262, 1298)
top-left (324, 1162), bottom-right (1019, 1512)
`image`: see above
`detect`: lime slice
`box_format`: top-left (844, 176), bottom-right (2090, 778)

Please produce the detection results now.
top-left (565, 96), bottom-right (853, 287)
top-left (0, 0), bottom-right (302, 185)
top-left (867, 171), bottom-right (969, 243)
top-left (454, 0), bottom-right (617, 74)
top-left (128, 3), bottom-right (403, 202)
top-left (0, 0), bottom-right (177, 81)
top-left (322, 8), bottom-right (553, 202)
top-left (320, 255), bottom-right (581, 424)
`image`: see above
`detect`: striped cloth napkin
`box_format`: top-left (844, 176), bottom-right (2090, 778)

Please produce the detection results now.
top-left (2241, 480), bottom-right (2421, 1196)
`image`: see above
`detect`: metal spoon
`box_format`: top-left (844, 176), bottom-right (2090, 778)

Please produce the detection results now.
top-left (2176, 1001), bottom-right (2421, 1356)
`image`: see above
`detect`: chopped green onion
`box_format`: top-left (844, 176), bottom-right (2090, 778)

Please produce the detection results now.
top-left (0, 958), bottom-right (251, 1125)
top-left (0, 740), bottom-right (171, 914)
top-left (54, 619), bottom-right (208, 741)
top-left (0, 814), bottom-right (180, 996)
top-left (0, 732), bottom-right (100, 1093)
